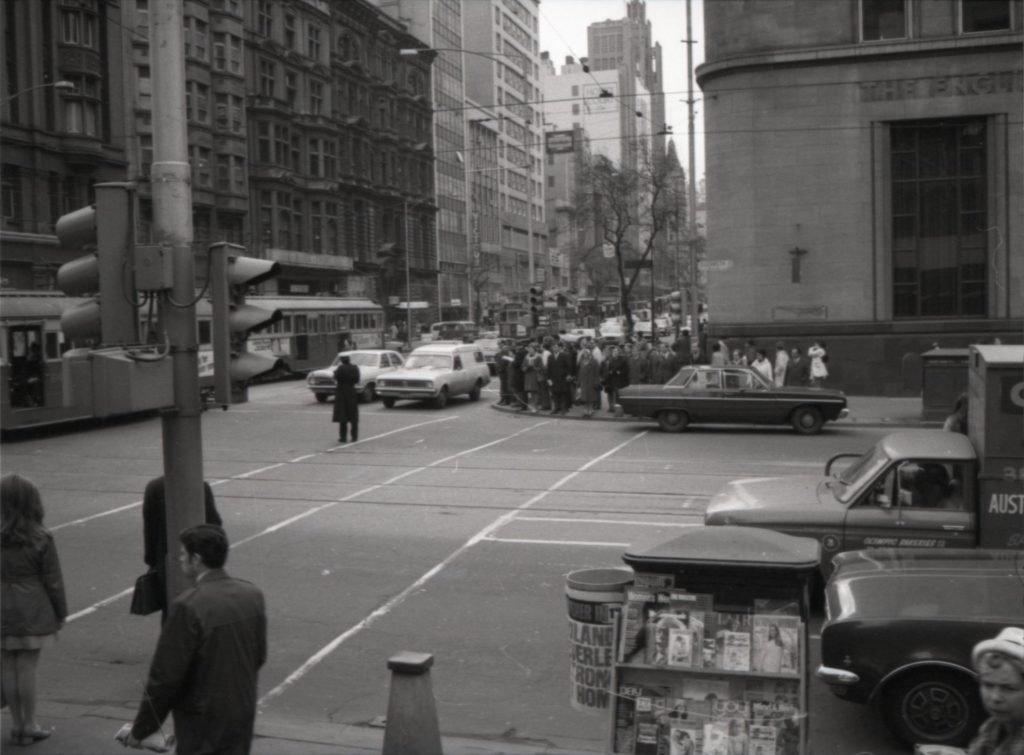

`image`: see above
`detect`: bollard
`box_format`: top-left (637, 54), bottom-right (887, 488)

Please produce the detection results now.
top-left (381, 651), bottom-right (443, 755)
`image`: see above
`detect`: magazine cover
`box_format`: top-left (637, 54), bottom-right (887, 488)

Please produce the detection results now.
top-left (744, 679), bottom-right (800, 724)
top-left (667, 627), bottom-right (695, 668)
top-left (615, 684), bottom-right (643, 754)
top-left (645, 592), bottom-right (712, 666)
top-left (749, 724), bottom-right (778, 755)
top-left (751, 615), bottom-right (801, 674)
top-left (718, 630), bottom-right (752, 671)
top-left (633, 684), bottom-right (673, 755)
top-left (621, 589), bottom-right (658, 663)
top-left (668, 722), bottom-right (702, 755)
top-left (712, 698), bottom-right (751, 722)
top-left (703, 719), bottom-right (747, 755)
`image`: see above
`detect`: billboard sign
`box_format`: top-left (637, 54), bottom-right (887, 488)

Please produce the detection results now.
top-left (546, 130), bottom-right (575, 154)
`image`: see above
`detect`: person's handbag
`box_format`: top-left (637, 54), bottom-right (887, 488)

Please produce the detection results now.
top-left (130, 570), bottom-right (163, 616)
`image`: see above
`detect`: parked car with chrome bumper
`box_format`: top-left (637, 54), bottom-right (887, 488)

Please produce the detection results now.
top-left (617, 365), bottom-right (848, 434)
top-left (817, 547), bottom-right (1022, 747)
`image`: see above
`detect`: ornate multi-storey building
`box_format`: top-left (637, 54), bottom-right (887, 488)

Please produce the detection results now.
top-left (3, 0), bottom-right (438, 325)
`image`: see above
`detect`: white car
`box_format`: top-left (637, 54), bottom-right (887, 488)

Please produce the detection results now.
top-left (306, 350), bottom-right (405, 403)
top-left (376, 342), bottom-right (491, 408)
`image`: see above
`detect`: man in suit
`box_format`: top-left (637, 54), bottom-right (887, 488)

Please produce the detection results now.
top-left (142, 476), bottom-right (222, 623)
top-left (120, 525), bottom-right (266, 755)
top-left (332, 354), bottom-right (360, 442)
top-left (546, 341), bottom-right (574, 415)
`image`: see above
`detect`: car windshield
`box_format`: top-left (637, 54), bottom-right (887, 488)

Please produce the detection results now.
top-left (667, 367), bottom-right (696, 387)
top-left (405, 354), bottom-right (452, 369)
top-left (331, 352), bottom-right (378, 367)
top-left (834, 445), bottom-right (891, 503)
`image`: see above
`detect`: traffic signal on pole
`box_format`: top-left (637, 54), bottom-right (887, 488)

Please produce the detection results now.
top-left (529, 286), bottom-right (543, 317)
top-left (209, 242), bottom-right (283, 406)
top-left (55, 183), bottom-right (138, 346)
top-left (668, 290), bottom-right (683, 324)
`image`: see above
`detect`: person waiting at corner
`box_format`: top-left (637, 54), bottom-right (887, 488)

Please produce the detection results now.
top-left (967, 626), bottom-right (1024, 754)
top-left (601, 345), bottom-right (630, 413)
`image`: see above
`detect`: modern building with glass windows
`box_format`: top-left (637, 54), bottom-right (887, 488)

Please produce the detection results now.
top-left (697, 0), bottom-right (1022, 393)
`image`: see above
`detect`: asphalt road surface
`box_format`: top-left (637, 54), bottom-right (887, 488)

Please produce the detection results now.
top-left (2, 381), bottom-right (911, 754)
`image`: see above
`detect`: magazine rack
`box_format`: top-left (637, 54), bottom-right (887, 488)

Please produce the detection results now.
top-left (607, 526), bottom-right (820, 755)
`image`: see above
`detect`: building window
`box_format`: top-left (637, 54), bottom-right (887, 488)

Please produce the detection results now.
top-left (1, 165), bottom-right (23, 227)
top-left (136, 65), bottom-right (151, 109)
top-left (213, 32), bottom-right (243, 74)
top-left (861, 0), bottom-right (907, 41)
top-left (307, 25), bottom-right (321, 61)
top-left (284, 13), bottom-right (297, 50)
top-left (190, 145), bottom-right (212, 188)
top-left (274, 124), bottom-right (290, 165)
top-left (891, 119), bottom-right (987, 318)
top-left (259, 59), bottom-right (275, 97)
top-left (186, 81), bottom-right (209, 124)
top-left (135, 0), bottom-right (150, 33)
top-left (256, 121), bottom-right (272, 162)
top-left (309, 79), bottom-right (324, 115)
top-left (285, 70), bottom-right (298, 109)
top-left (63, 76), bottom-right (100, 136)
top-left (256, 0), bottom-right (273, 38)
top-left (215, 92), bottom-right (243, 133)
top-left (184, 17), bottom-right (208, 61)
top-left (961, 0), bottom-right (1010, 32)
top-left (216, 154), bottom-right (245, 194)
top-left (138, 134), bottom-right (153, 177)
top-left (61, 6), bottom-right (97, 48)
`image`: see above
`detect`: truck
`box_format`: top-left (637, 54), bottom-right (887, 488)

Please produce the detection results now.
top-left (704, 345), bottom-right (1023, 576)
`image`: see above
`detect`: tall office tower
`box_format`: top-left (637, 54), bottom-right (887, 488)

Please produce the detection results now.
top-left (587, 0), bottom-right (665, 163)
top-left (372, 0), bottom-right (472, 319)
top-left (461, 0), bottom-right (546, 298)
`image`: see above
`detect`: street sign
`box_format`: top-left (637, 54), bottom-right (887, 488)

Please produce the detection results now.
top-left (698, 259), bottom-right (733, 271)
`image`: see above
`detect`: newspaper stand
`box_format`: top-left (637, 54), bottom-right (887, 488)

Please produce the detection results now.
top-left (608, 526), bottom-right (819, 755)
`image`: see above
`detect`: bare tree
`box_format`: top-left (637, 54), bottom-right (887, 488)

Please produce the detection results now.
top-left (575, 142), bottom-right (682, 337)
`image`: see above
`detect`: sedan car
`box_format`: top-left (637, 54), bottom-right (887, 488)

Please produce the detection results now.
top-left (617, 365), bottom-right (848, 434)
top-left (306, 350), bottom-right (404, 403)
top-left (817, 548), bottom-right (1022, 747)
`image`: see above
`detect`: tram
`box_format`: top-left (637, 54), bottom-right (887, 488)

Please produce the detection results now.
top-left (1, 291), bottom-right (384, 430)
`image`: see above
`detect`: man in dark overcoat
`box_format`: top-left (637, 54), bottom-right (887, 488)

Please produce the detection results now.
top-left (496, 340), bottom-right (514, 405)
top-left (121, 525), bottom-right (266, 755)
top-left (510, 340), bottom-right (529, 409)
top-left (546, 341), bottom-right (574, 414)
top-left (142, 476), bottom-right (222, 623)
top-left (332, 354), bottom-right (360, 442)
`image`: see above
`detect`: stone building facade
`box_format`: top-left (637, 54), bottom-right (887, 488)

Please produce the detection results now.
top-left (697, 0), bottom-right (1022, 394)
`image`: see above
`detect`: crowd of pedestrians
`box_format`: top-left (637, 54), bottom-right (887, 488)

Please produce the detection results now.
top-left (493, 334), bottom-right (696, 417)
top-left (492, 332), bottom-right (833, 417)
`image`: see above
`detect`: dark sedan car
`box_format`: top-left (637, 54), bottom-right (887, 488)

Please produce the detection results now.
top-left (817, 548), bottom-right (1023, 747)
top-left (616, 365), bottom-right (848, 434)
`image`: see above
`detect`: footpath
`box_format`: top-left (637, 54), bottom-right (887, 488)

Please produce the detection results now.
top-left (3, 396), bottom-right (932, 755)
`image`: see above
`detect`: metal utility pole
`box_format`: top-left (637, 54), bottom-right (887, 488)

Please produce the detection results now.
top-left (152, 0), bottom-right (206, 599)
top-left (404, 200), bottom-right (412, 341)
top-left (685, 0), bottom-right (700, 354)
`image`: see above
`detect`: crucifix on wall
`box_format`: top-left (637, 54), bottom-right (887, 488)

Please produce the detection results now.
top-left (789, 246), bottom-right (808, 283)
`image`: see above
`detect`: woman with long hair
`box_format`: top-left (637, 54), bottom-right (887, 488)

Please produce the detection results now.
top-left (1, 473), bottom-right (67, 746)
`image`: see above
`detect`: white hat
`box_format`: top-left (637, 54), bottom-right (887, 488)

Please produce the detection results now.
top-left (973, 627), bottom-right (1024, 666)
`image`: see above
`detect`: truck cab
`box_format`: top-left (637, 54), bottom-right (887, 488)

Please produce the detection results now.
top-left (705, 345), bottom-right (1023, 575)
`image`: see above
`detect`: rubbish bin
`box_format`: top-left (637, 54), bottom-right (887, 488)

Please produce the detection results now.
top-left (566, 567), bottom-right (634, 713)
top-left (921, 348), bottom-right (969, 421)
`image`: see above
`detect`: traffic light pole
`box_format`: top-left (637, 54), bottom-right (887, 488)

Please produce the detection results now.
top-left (152, 0), bottom-right (206, 600)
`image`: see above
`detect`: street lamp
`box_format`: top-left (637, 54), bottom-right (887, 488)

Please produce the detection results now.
top-left (5, 80), bottom-right (76, 103)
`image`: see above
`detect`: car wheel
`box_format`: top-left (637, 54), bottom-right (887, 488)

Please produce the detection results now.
top-left (432, 387), bottom-right (449, 409)
top-left (314, 394), bottom-right (329, 404)
top-left (790, 406), bottom-right (824, 435)
top-left (468, 382), bottom-right (482, 401)
top-left (881, 669), bottom-right (982, 747)
top-left (657, 409), bottom-right (690, 432)
top-left (382, 396), bottom-right (396, 409)
top-left (361, 383), bottom-right (376, 403)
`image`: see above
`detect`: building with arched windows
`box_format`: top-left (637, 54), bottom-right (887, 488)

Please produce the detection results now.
top-left (698, 0), bottom-right (1022, 393)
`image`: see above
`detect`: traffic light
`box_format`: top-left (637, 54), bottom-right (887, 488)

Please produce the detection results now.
top-left (668, 290), bottom-right (684, 325)
top-left (529, 286), bottom-right (543, 317)
top-left (209, 242), bottom-right (283, 405)
top-left (55, 183), bottom-right (138, 346)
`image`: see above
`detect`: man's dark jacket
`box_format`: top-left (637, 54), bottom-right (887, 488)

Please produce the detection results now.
top-left (131, 569), bottom-right (267, 755)
top-left (332, 362), bottom-right (360, 423)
